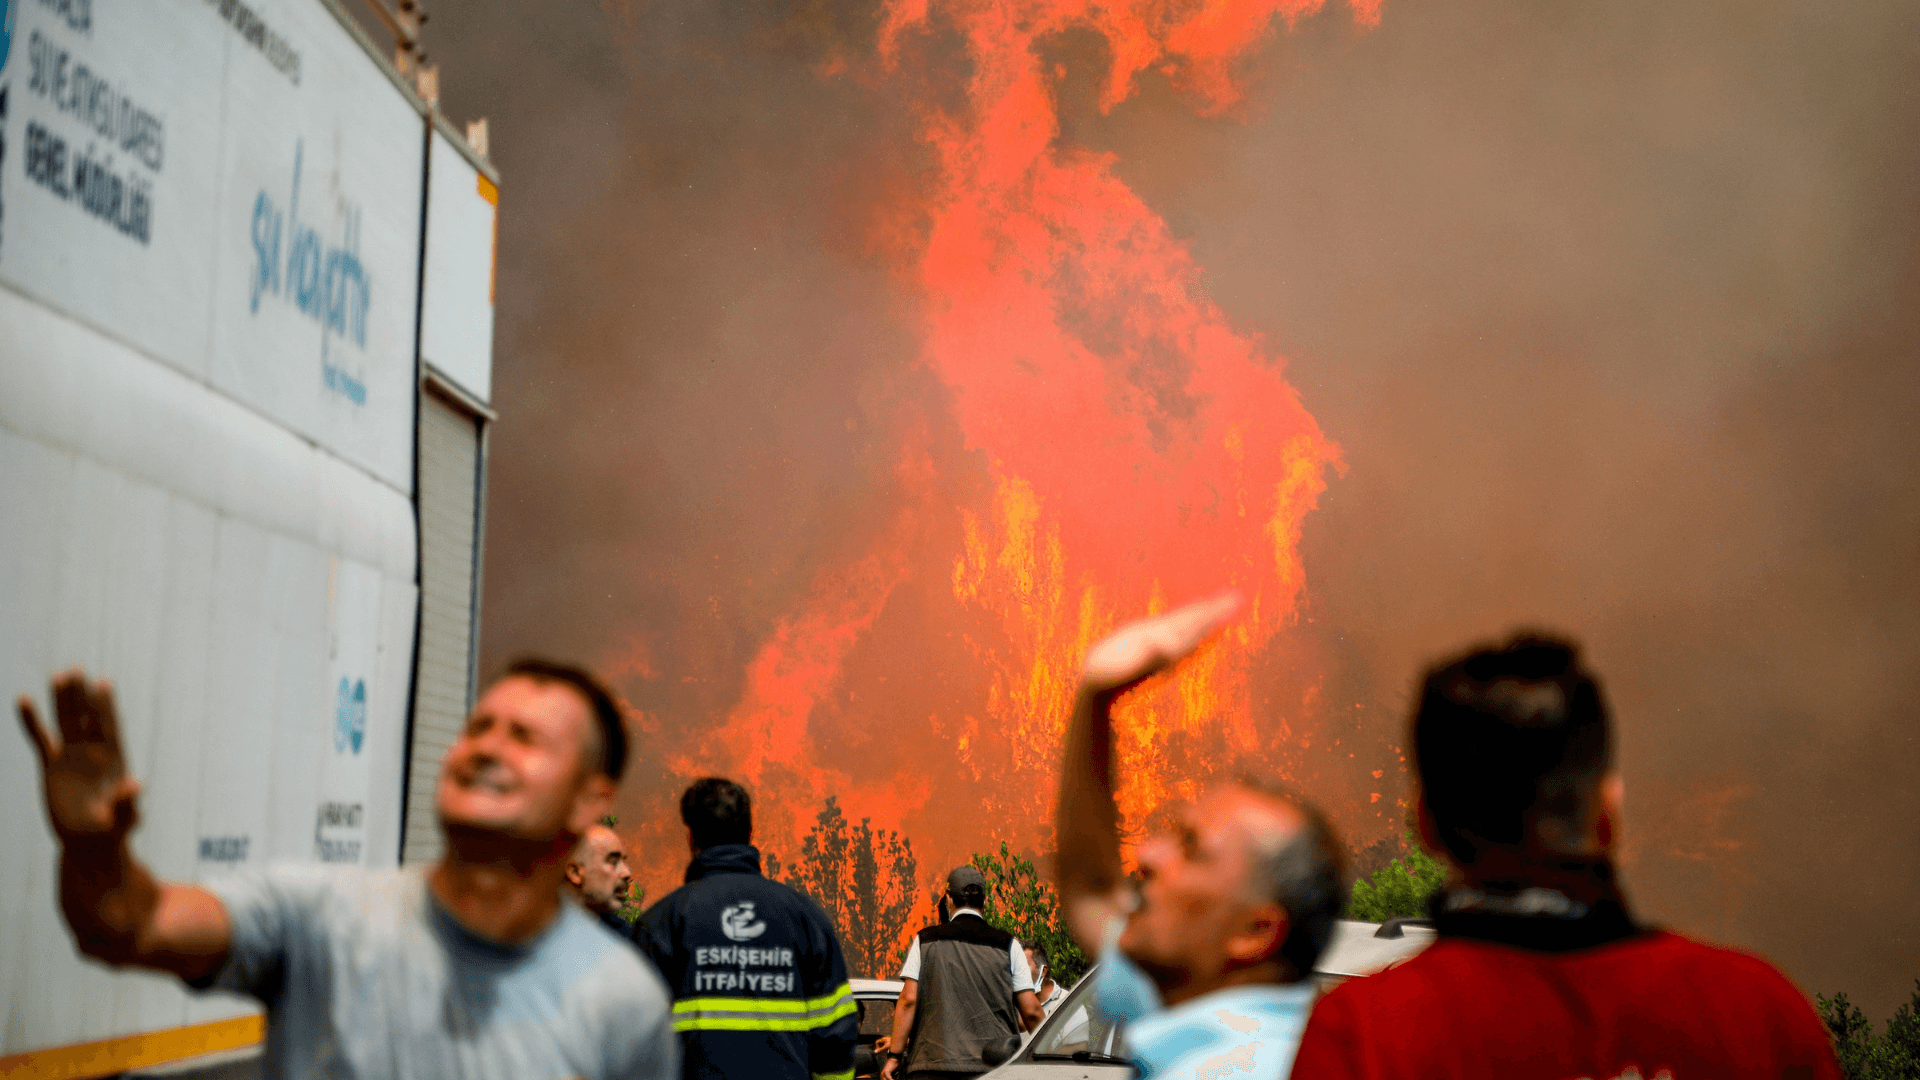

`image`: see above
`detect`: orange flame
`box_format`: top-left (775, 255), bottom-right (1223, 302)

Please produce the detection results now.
top-left (622, 0), bottom-right (1372, 928)
top-left (882, 0), bottom-right (1352, 837)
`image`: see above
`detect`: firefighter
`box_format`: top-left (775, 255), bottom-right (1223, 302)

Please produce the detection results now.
top-left (638, 778), bottom-right (858, 1080)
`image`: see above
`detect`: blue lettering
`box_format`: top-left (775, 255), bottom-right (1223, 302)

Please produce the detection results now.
top-left (250, 192), bottom-right (281, 312)
top-left (247, 141), bottom-right (374, 399)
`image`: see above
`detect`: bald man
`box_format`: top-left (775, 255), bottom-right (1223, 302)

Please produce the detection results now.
top-left (570, 824), bottom-right (641, 943)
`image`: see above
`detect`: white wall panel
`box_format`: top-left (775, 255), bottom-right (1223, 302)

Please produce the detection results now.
top-left (0, 0), bottom-right (423, 492)
top-left (0, 296), bottom-right (418, 1052)
top-left (0, 0), bottom-right (229, 380)
top-left (0, 0), bottom-right (441, 1057)
top-left (204, 0), bottom-right (424, 491)
top-left (421, 130), bottom-right (497, 404)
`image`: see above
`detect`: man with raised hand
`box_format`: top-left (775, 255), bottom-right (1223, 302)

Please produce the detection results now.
top-left (17, 659), bottom-right (676, 1079)
top-left (1290, 635), bottom-right (1841, 1080)
top-left (569, 822), bottom-right (641, 944)
top-left (1055, 594), bottom-right (1347, 1080)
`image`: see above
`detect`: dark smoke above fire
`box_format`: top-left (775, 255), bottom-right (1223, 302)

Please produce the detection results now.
top-left (400, 0), bottom-right (1920, 1018)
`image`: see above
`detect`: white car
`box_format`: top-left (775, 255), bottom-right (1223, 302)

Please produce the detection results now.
top-left (977, 919), bottom-right (1436, 1079)
top-left (851, 978), bottom-right (907, 1078)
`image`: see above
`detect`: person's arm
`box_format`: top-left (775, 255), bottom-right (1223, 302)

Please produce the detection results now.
top-left (1007, 939), bottom-right (1045, 1032)
top-left (878, 977), bottom-right (917, 1080)
top-left (1015, 989), bottom-right (1045, 1032)
top-left (1055, 594), bottom-right (1242, 951)
top-left (18, 671), bottom-right (230, 982)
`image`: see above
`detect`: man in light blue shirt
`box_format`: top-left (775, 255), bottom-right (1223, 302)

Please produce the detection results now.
top-left (19, 659), bottom-right (676, 1079)
top-left (1053, 594), bottom-right (1347, 1080)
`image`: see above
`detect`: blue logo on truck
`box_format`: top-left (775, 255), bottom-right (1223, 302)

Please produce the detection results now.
top-left (334, 676), bottom-right (366, 754)
top-left (250, 141), bottom-right (373, 403)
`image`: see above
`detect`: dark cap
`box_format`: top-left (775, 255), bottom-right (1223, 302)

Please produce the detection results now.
top-left (947, 865), bottom-right (987, 898)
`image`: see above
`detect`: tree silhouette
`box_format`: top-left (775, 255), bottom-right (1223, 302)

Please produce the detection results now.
top-left (774, 797), bottom-right (922, 978)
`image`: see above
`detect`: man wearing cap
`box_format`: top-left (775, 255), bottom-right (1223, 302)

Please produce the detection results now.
top-left (879, 866), bottom-right (1047, 1080)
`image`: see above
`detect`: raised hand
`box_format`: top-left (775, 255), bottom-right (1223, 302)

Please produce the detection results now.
top-left (1079, 592), bottom-right (1243, 698)
top-left (18, 670), bottom-right (142, 843)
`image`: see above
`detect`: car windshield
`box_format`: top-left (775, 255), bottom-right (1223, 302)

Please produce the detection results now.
top-left (1028, 969), bottom-right (1130, 1063)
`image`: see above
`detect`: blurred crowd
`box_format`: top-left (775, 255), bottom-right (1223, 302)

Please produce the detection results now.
top-left (17, 595), bottom-right (1842, 1079)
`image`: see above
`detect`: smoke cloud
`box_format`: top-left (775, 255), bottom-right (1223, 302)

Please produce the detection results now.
top-left (411, 0), bottom-right (1920, 1012)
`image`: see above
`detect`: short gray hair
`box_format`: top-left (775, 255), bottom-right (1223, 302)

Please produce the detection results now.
top-left (1238, 781), bottom-right (1347, 981)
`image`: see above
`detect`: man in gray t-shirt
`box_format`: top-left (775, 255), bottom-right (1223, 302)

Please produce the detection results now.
top-left (19, 659), bottom-right (676, 1079)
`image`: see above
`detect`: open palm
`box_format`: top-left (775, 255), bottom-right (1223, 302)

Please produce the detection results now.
top-left (1080, 592), bottom-right (1243, 697)
top-left (18, 671), bottom-right (142, 841)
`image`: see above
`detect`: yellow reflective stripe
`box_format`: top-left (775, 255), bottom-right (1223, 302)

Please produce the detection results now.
top-left (670, 991), bottom-right (858, 1033)
top-left (812, 1071), bottom-right (855, 1080)
top-left (675, 1016), bottom-right (820, 1032)
top-left (814, 997), bottom-right (858, 1026)
top-left (671, 1000), bottom-right (857, 1034)
top-left (671, 983), bottom-right (854, 1015)
top-left (808, 983), bottom-right (855, 1011)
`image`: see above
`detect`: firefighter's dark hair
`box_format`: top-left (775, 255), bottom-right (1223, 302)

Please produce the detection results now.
top-left (681, 777), bottom-right (754, 849)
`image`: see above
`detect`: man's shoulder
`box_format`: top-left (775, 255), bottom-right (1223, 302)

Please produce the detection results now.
top-left (645, 870), bottom-right (805, 914)
top-left (207, 861), bottom-right (419, 917)
top-left (549, 905), bottom-right (673, 1006)
top-left (918, 916), bottom-right (1014, 948)
top-left (1601, 930), bottom-right (1816, 1004)
top-left (1315, 928), bottom-right (1813, 1014)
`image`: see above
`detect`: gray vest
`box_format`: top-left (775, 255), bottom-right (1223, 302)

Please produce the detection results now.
top-left (906, 916), bottom-right (1021, 1075)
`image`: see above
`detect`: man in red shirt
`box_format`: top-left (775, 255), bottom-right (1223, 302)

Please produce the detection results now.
top-left (1291, 635), bottom-right (1840, 1080)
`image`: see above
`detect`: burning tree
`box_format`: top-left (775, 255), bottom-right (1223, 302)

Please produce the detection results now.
top-left (772, 797), bottom-right (922, 978)
top-left (969, 842), bottom-right (1090, 985)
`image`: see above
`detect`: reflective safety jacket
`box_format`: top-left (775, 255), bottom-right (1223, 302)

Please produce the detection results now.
top-left (637, 844), bottom-right (857, 1080)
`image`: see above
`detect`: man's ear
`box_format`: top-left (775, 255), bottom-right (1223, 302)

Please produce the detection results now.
top-left (1594, 771), bottom-right (1624, 854)
top-left (565, 861), bottom-right (586, 888)
top-left (1224, 902), bottom-right (1288, 967)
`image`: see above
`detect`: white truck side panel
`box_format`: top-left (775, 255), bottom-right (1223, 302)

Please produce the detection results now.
top-left (0, 174), bottom-right (417, 1070)
top-left (421, 129), bottom-right (497, 404)
top-left (0, 0), bottom-right (422, 493)
top-left (0, 0), bottom-right (435, 1056)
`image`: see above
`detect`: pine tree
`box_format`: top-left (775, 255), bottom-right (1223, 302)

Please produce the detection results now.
top-left (774, 797), bottom-right (922, 979)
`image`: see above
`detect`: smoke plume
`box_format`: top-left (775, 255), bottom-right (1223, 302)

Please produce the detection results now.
top-left (410, 0), bottom-right (1920, 1010)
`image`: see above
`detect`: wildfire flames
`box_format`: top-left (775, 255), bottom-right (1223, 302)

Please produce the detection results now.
top-left (626, 0), bottom-right (1381, 922)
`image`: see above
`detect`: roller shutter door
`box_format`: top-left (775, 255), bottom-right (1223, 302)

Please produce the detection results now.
top-left (403, 386), bottom-right (488, 864)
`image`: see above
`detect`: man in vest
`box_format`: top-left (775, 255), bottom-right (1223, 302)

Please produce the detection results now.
top-left (880, 867), bottom-right (1047, 1080)
top-left (636, 777), bottom-right (859, 1080)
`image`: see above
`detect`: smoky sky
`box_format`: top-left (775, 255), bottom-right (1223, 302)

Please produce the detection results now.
top-left (401, 0), bottom-right (1920, 1016)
